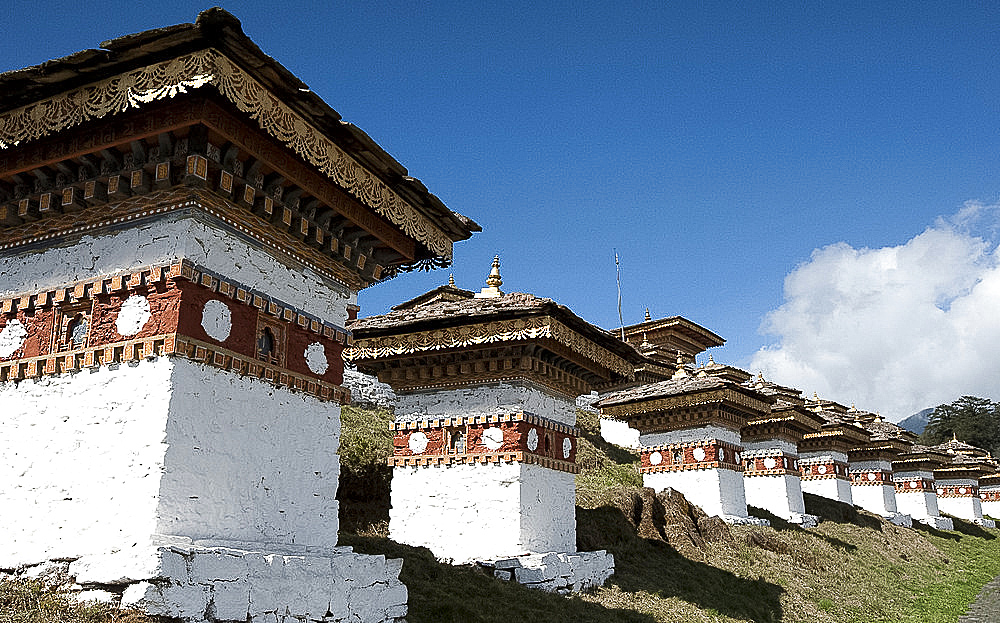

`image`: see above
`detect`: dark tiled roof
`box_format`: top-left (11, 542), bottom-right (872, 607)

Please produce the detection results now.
top-left (350, 291), bottom-right (645, 362)
top-left (595, 374), bottom-right (766, 408)
top-left (0, 8), bottom-right (479, 246)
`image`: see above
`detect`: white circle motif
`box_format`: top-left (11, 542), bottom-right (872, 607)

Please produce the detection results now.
top-left (938, 488), bottom-right (945, 495)
top-left (981, 493), bottom-right (987, 499)
top-left (527, 428), bottom-right (539, 452)
top-left (562, 437), bottom-right (573, 459)
top-left (818, 464), bottom-right (828, 475)
top-left (0, 319), bottom-right (28, 358)
top-left (693, 447), bottom-right (706, 462)
top-left (408, 431), bottom-right (429, 454)
top-left (959, 487), bottom-right (967, 495)
top-left (867, 472), bottom-right (877, 481)
top-left (116, 295), bottom-right (151, 336)
top-left (201, 300), bottom-right (232, 342)
top-left (482, 427), bottom-right (504, 451)
top-left (763, 457), bottom-right (777, 470)
top-left (649, 451), bottom-right (663, 466)
top-left (304, 342), bottom-right (330, 375)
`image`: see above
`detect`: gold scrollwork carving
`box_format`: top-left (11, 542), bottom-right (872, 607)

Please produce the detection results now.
top-left (0, 49), bottom-right (453, 259)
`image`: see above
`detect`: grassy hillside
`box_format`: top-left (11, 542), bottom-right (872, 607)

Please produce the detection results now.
top-left (6, 405), bottom-right (1000, 622)
top-left (340, 407), bottom-right (1000, 623)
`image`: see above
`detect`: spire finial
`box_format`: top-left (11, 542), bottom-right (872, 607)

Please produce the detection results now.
top-left (708, 353), bottom-right (715, 364)
top-left (672, 351), bottom-right (689, 379)
top-left (487, 255), bottom-right (502, 287)
top-left (644, 307), bottom-right (651, 321)
top-left (474, 255), bottom-right (504, 298)
top-left (448, 274), bottom-right (455, 286)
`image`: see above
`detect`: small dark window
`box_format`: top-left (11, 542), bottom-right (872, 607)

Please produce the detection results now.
top-left (258, 327), bottom-right (275, 359)
top-left (68, 314), bottom-right (88, 347)
top-left (450, 428), bottom-right (466, 454)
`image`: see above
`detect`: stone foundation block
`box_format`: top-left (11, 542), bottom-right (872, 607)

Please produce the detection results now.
top-left (916, 516), bottom-right (955, 531)
top-left (484, 550), bottom-right (614, 593)
top-left (30, 545), bottom-right (407, 623)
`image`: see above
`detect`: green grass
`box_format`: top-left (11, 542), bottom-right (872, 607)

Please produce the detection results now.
top-left (0, 578), bottom-right (158, 623)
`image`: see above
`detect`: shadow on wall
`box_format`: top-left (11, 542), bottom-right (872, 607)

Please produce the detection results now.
top-left (577, 503), bottom-right (785, 623)
top-left (340, 533), bottom-right (658, 623)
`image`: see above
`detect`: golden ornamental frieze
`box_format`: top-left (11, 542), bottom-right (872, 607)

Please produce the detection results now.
top-left (0, 49), bottom-right (452, 259)
top-left (345, 315), bottom-right (633, 379)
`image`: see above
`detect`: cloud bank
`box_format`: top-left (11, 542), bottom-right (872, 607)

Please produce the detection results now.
top-left (751, 203), bottom-right (1000, 421)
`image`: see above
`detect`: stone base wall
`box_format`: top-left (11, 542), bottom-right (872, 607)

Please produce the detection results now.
top-left (6, 545), bottom-right (406, 623)
top-left (643, 468), bottom-right (748, 519)
top-left (389, 462), bottom-right (575, 563)
top-left (484, 550), bottom-right (614, 593)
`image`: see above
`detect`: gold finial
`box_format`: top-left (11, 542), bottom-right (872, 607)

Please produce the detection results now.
top-left (486, 255), bottom-right (502, 287)
top-left (672, 351), bottom-right (689, 379)
top-left (448, 274), bottom-right (455, 286)
top-left (474, 255), bottom-right (504, 298)
top-left (644, 308), bottom-right (651, 321)
top-left (708, 354), bottom-right (715, 364)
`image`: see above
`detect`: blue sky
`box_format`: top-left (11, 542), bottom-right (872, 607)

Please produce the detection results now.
top-left (5, 1), bottom-right (1000, 418)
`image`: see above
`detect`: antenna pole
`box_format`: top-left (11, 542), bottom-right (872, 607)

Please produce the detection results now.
top-left (615, 249), bottom-right (624, 341)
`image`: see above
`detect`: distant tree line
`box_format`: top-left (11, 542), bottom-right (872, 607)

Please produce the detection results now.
top-left (921, 395), bottom-right (1000, 456)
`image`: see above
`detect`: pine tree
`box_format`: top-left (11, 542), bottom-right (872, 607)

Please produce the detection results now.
top-left (921, 396), bottom-right (1000, 455)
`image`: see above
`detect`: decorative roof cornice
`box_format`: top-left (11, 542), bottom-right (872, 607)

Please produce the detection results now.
top-left (0, 9), bottom-right (478, 262)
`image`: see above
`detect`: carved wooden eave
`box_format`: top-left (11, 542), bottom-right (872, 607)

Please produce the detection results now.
top-left (622, 315), bottom-right (724, 364)
top-left (345, 293), bottom-right (643, 397)
top-left (980, 474), bottom-right (1000, 488)
top-left (848, 437), bottom-right (913, 463)
top-left (934, 462), bottom-right (992, 481)
top-left (799, 422), bottom-right (871, 455)
top-left (742, 404), bottom-right (825, 444)
top-left (892, 450), bottom-right (951, 473)
top-left (595, 378), bottom-right (774, 435)
top-left (0, 9), bottom-right (479, 289)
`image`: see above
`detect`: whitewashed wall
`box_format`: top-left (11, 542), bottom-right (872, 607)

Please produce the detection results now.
top-left (394, 381), bottom-right (576, 426)
top-left (1, 359), bottom-right (173, 568)
top-left (743, 475), bottom-right (806, 520)
top-left (389, 462), bottom-right (575, 563)
top-left (0, 214), bottom-right (353, 325)
top-left (641, 425), bottom-right (741, 447)
top-left (643, 468), bottom-right (748, 519)
top-left (599, 418), bottom-right (640, 449)
top-left (935, 478), bottom-right (984, 522)
top-left (849, 459), bottom-right (898, 515)
top-left (894, 470), bottom-right (941, 520)
top-left (0, 357), bottom-right (342, 569)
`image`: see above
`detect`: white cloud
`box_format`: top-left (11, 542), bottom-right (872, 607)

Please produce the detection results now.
top-left (751, 202), bottom-right (1000, 420)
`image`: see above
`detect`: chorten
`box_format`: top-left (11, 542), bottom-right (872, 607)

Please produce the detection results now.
top-left (0, 9), bottom-right (477, 621)
top-left (345, 259), bottom-right (635, 590)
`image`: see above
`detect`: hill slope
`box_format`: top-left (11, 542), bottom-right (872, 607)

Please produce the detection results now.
top-left (339, 406), bottom-right (1000, 623)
